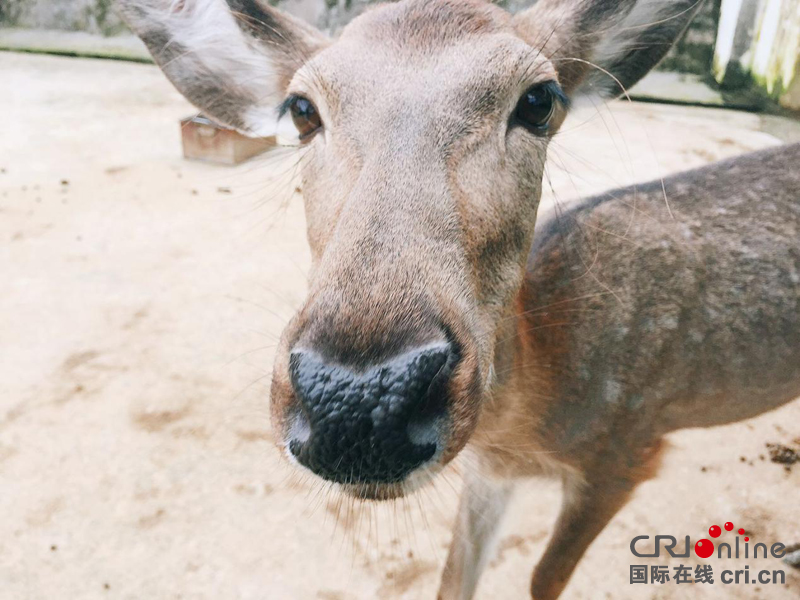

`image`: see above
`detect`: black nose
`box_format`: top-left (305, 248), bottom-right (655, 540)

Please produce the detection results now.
top-left (287, 343), bottom-right (455, 484)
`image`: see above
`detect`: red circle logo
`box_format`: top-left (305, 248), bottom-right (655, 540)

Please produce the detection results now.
top-left (724, 522), bottom-right (734, 531)
top-left (695, 539), bottom-right (715, 558)
top-left (709, 525), bottom-right (722, 538)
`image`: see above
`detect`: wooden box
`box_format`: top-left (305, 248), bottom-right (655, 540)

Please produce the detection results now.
top-left (180, 115), bottom-right (275, 165)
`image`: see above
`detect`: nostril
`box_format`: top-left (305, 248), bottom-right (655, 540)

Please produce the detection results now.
top-left (287, 409), bottom-right (310, 459)
top-left (407, 417), bottom-right (440, 451)
top-left (417, 343), bottom-right (457, 415)
top-left (406, 343), bottom-right (455, 452)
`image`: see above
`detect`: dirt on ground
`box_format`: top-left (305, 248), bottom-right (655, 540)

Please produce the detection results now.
top-left (1, 52), bottom-right (799, 600)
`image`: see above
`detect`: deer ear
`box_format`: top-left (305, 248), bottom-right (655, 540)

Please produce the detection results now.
top-left (118, 0), bottom-right (328, 135)
top-left (513, 0), bottom-right (701, 97)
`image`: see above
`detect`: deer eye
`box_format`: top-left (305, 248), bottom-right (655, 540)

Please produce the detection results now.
top-left (513, 82), bottom-right (562, 133)
top-left (288, 95), bottom-right (322, 140)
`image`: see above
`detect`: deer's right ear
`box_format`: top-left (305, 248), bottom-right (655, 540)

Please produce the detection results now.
top-left (513, 0), bottom-right (701, 98)
top-left (118, 0), bottom-right (328, 135)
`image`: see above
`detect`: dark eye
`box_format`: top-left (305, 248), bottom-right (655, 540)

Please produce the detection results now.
top-left (514, 83), bottom-right (557, 132)
top-left (289, 96), bottom-right (322, 140)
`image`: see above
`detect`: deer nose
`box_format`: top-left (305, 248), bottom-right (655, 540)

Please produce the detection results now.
top-left (287, 343), bottom-right (455, 484)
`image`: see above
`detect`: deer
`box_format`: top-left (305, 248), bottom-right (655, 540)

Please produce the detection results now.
top-left (118, 0), bottom-right (800, 597)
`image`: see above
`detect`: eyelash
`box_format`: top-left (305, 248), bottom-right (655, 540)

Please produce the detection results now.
top-left (278, 94), bottom-right (302, 120)
top-left (540, 81), bottom-right (569, 108)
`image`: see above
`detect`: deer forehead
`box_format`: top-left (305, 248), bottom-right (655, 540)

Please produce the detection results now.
top-left (343, 0), bottom-right (513, 44)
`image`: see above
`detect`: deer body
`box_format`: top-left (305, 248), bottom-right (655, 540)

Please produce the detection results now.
top-left (487, 143), bottom-right (800, 465)
top-left (119, 0), bottom-right (800, 597)
top-left (443, 142), bottom-right (800, 598)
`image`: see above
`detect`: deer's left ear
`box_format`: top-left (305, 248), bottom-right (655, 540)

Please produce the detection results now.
top-left (118, 0), bottom-right (328, 135)
top-left (513, 0), bottom-right (702, 98)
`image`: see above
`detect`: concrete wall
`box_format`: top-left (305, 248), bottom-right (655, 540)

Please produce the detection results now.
top-left (660, 0), bottom-right (722, 75)
top-left (0, 0), bottom-right (127, 35)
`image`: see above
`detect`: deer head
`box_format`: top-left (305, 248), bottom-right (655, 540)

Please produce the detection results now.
top-left (119, 0), bottom-right (700, 499)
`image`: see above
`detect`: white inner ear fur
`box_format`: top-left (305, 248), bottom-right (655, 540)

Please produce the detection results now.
top-left (590, 0), bottom-right (663, 61)
top-left (585, 0), bottom-right (694, 96)
top-left (160, 0), bottom-right (282, 135)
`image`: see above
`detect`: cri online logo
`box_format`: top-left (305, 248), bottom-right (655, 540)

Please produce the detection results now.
top-left (697, 522), bottom-right (748, 558)
top-left (631, 521), bottom-right (788, 560)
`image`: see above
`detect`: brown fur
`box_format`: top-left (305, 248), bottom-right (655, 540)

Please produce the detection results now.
top-left (116, 0), bottom-right (800, 597)
top-left (444, 143), bottom-right (800, 598)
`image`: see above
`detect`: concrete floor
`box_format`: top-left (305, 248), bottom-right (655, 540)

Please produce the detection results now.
top-left (1, 51), bottom-right (799, 600)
